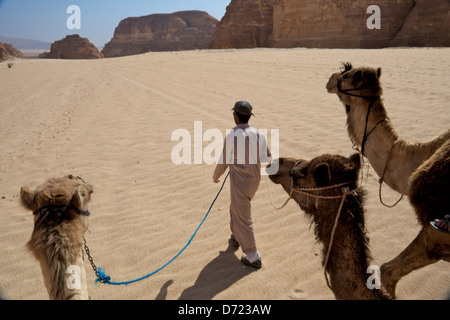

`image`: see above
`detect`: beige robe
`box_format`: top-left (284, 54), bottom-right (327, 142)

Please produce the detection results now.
top-left (213, 124), bottom-right (271, 254)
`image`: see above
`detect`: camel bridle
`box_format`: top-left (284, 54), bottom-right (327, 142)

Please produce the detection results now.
top-left (33, 205), bottom-right (90, 230)
top-left (337, 79), bottom-right (383, 157)
top-left (33, 205), bottom-right (91, 217)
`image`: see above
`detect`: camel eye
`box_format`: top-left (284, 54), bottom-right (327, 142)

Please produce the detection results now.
top-left (292, 166), bottom-right (308, 178)
top-left (299, 166), bottom-right (308, 176)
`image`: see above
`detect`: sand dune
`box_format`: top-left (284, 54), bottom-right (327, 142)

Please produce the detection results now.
top-left (0, 48), bottom-right (449, 300)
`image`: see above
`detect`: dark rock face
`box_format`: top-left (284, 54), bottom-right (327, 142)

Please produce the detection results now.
top-left (209, 0), bottom-right (279, 49)
top-left (271, 0), bottom-right (416, 49)
top-left (389, 0), bottom-right (450, 47)
top-left (210, 0), bottom-right (450, 49)
top-left (102, 11), bottom-right (219, 57)
top-left (40, 34), bottom-right (103, 59)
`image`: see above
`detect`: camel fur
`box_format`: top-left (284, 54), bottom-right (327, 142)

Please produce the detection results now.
top-left (268, 153), bottom-right (389, 300)
top-left (21, 175), bottom-right (93, 300)
top-left (326, 63), bottom-right (450, 298)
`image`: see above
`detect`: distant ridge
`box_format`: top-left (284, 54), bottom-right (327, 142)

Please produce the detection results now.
top-left (102, 10), bottom-right (218, 57)
top-left (0, 36), bottom-right (51, 50)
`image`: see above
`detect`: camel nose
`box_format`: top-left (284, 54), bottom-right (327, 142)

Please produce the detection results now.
top-left (326, 74), bottom-right (338, 93)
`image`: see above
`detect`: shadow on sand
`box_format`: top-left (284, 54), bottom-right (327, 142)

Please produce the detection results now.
top-left (177, 240), bottom-right (257, 300)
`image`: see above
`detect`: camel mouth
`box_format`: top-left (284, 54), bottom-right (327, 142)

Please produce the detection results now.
top-left (268, 172), bottom-right (280, 182)
top-left (266, 160), bottom-right (282, 182)
top-left (326, 82), bottom-right (332, 92)
top-left (326, 82), bottom-right (337, 94)
top-left (326, 73), bottom-right (339, 94)
top-left (266, 169), bottom-right (281, 184)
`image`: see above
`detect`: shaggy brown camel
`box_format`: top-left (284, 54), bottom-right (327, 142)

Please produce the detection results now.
top-left (268, 154), bottom-right (388, 300)
top-left (326, 63), bottom-right (450, 298)
top-left (21, 175), bottom-right (93, 300)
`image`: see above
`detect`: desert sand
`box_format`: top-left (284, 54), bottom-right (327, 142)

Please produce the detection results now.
top-left (0, 48), bottom-right (449, 300)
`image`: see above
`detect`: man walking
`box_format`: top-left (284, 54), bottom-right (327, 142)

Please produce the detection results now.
top-left (213, 101), bottom-right (272, 269)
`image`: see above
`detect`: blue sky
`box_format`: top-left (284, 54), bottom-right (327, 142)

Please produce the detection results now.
top-left (0, 0), bottom-right (230, 47)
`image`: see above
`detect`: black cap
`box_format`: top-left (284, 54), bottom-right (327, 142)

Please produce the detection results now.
top-left (232, 100), bottom-right (255, 116)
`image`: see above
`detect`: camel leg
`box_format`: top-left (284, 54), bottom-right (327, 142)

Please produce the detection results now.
top-left (381, 224), bottom-right (450, 299)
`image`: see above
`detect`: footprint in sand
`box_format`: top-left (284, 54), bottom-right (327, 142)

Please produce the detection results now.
top-left (288, 288), bottom-right (307, 300)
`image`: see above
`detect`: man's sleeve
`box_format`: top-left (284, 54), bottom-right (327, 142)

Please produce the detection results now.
top-left (259, 132), bottom-right (272, 164)
top-left (213, 138), bottom-right (230, 181)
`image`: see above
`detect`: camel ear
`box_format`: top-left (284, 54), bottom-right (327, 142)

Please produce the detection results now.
top-left (314, 163), bottom-right (331, 186)
top-left (343, 153), bottom-right (362, 176)
top-left (20, 186), bottom-right (36, 211)
top-left (71, 186), bottom-right (89, 210)
top-left (377, 68), bottom-right (382, 78)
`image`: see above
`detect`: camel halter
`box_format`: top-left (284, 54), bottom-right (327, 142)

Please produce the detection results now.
top-left (33, 205), bottom-right (90, 229)
top-left (266, 160), bottom-right (355, 209)
top-left (337, 80), bottom-right (382, 157)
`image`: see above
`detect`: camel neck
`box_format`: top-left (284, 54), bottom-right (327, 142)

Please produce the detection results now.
top-left (323, 222), bottom-right (383, 300)
top-left (347, 99), bottom-right (408, 194)
top-left (347, 99), bottom-right (449, 196)
top-left (348, 99), bottom-right (397, 150)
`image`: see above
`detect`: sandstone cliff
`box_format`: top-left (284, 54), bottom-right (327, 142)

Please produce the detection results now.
top-left (209, 0), bottom-right (279, 49)
top-left (40, 34), bottom-right (103, 59)
top-left (211, 0), bottom-right (450, 49)
top-left (0, 42), bottom-right (24, 62)
top-left (272, 0), bottom-right (415, 48)
top-left (390, 0), bottom-right (450, 46)
top-left (102, 11), bottom-right (218, 57)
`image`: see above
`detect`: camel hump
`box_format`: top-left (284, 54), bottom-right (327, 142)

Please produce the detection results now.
top-left (409, 139), bottom-right (450, 226)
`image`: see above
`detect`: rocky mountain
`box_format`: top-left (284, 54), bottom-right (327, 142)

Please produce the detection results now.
top-left (0, 42), bottom-right (24, 61)
top-left (40, 34), bottom-right (103, 59)
top-left (102, 11), bottom-right (218, 57)
top-left (210, 0), bottom-right (450, 49)
top-left (209, 0), bottom-right (278, 49)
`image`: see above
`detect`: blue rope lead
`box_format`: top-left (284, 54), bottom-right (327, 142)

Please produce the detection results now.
top-left (95, 172), bottom-right (230, 285)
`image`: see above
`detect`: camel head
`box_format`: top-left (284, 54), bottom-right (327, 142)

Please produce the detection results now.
top-left (21, 175), bottom-right (93, 220)
top-left (268, 153), bottom-right (361, 214)
top-left (21, 175), bottom-right (93, 300)
top-left (326, 63), bottom-right (383, 110)
top-left (268, 154), bottom-right (387, 300)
